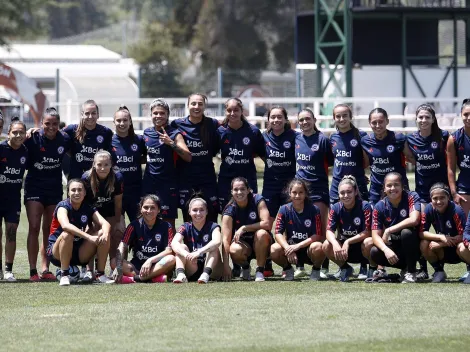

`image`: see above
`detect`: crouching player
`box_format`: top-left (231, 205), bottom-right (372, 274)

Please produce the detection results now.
top-left (46, 179), bottom-right (114, 286)
top-left (222, 177), bottom-right (272, 282)
top-left (113, 194), bottom-right (175, 283)
top-left (323, 176), bottom-right (373, 281)
top-left (171, 197), bottom-right (222, 283)
top-left (271, 179), bottom-right (325, 281)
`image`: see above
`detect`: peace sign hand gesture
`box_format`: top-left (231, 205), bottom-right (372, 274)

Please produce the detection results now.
top-left (156, 127), bottom-right (174, 147)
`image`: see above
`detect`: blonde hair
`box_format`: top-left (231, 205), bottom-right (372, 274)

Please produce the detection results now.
top-left (85, 150), bottom-right (115, 198)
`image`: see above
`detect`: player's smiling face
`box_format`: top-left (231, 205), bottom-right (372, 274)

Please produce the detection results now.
top-left (42, 114), bottom-right (60, 139)
top-left (430, 189), bottom-right (449, 213)
top-left (461, 106), bottom-right (470, 128)
top-left (189, 200), bottom-right (207, 224)
top-left (93, 155), bottom-right (112, 179)
top-left (384, 174), bottom-right (403, 201)
top-left (68, 181), bottom-right (85, 204)
top-left (8, 123), bottom-right (26, 148)
top-left (298, 111), bottom-right (315, 134)
top-left (141, 199), bottom-right (159, 222)
top-left (269, 108), bottom-right (286, 134)
top-left (369, 112), bottom-right (388, 136)
top-left (416, 110), bottom-right (433, 132)
top-left (333, 106), bottom-right (352, 132)
top-left (290, 183), bottom-right (306, 206)
top-left (151, 106), bottom-right (169, 129)
top-left (188, 95), bottom-right (205, 119)
top-left (114, 110), bottom-right (131, 135)
top-left (225, 99), bottom-right (243, 125)
top-left (231, 181), bottom-right (249, 204)
top-left (339, 183), bottom-right (356, 208)
top-left (82, 104), bottom-right (99, 129)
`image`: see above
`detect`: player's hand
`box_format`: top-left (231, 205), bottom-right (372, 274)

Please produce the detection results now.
top-left (284, 244), bottom-right (297, 256)
top-left (186, 251), bottom-right (200, 262)
top-left (287, 252), bottom-right (298, 265)
top-left (234, 226), bottom-right (245, 243)
top-left (384, 248), bottom-right (399, 265)
top-left (139, 259), bottom-right (152, 279)
top-left (26, 127), bottom-right (40, 139)
top-left (453, 193), bottom-right (467, 206)
top-left (112, 267), bottom-right (123, 283)
top-left (446, 236), bottom-right (459, 247)
top-left (156, 127), bottom-right (173, 146)
top-left (223, 264), bottom-right (232, 282)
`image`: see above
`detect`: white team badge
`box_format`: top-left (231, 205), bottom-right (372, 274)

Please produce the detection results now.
top-left (155, 234), bottom-right (162, 241)
top-left (387, 145), bottom-right (395, 153)
top-left (304, 219), bottom-right (312, 227)
top-left (57, 146), bottom-right (64, 154)
top-left (283, 141), bottom-right (291, 149)
top-left (0, 175), bottom-right (6, 183)
top-left (203, 234), bottom-right (209, 242)
top-left (249, 211), bottom-right (257, 220)
top-left (354, 217), bottom-right (361, 226)
top-left (131, 144), bottom-right (138, 151)
top-left (266, 159), bottom-right (273, 168)
top-left (400, 209), bottom-right (407, 217)
top-left (350, 139), bottom-right (358, 147)
top-left (96, 135), bottom-right (104, 143)
top-left (20, 157), bottom-right (26, 164)
top-left (34, 162), bottom-right (44, 170)
top-left (243, 137), bottom-right (250, 145)
top-left (225, 156), bottom-right (234, 165)
top-left (431, 142), bottom-right (438, 149)
top-left (76, 153), bottom-right (84, 162)
top-left (81, 215), bottom-right (88, 223)
top-left (446, 220), bottom-right (452, 228)
top-left (311, 144), bottom-right (319, 152)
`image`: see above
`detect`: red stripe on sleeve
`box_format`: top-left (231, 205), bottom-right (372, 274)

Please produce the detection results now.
top-left (372, 208), bottom-right (379, 230)
top-left (408, 195), bottom-right (414, 213)
top-left (453, 213), bottom-right (464, 237)
top-left (364, 209), bottom-right (371, 231)
top-left (315, 213), bottom-right (322, 236)
top-left (122, 225), bottom-right (134, 244)
top-left (327, 208), bottom-right (335, 231)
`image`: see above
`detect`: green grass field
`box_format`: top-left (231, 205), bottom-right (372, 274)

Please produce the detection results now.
top-left (1, 173), bottom-right (469, 352)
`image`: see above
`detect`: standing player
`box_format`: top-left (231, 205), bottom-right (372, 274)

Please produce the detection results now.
top-left (367, 172), bottom-right (421, 283)
top-left (112, 194), bottom-right (175, 283)
top-left (404, 104), bottom-right (449, 280)
top-left (271, 179), bottom-right (325, 281)
top-left (420, 183), bottom-right (466, 282)
top-left (447, 98), bottom-right (470, 280)
top-left (323, 176), bottom-right (373, 281)
top-left (0, 117), bottom-right (28, 281)
top-left (143, 98), bottom-right (191, 228)
top-left (295, 107), bottom-right (333, 277)
top-left (63, 99), bottom-right (113, 180)
top-left (111, 106), bottom-right (146, 222)
top-left (221, 177), bottom-right (272, 282)
top-left (171, 196), bottom-right (222, 283)
top-left (361, 108), bottom-right (408, 206)
top-left (217, 98), bottom-right (266, 212)
top-left (24, 107), bottom-right (71, 281)
top-left (47, 179), bottom-right (114, 286)
top-left (170, 94), bottom-right (220, 222)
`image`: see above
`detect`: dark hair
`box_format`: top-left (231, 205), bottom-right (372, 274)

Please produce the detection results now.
top-left (149, 98), bottom-right (170, 128)
top-left (333, 104), bottom-right (360, 141)
top-left (284, 178), bottom-right (312, 204)
top-left (429, 182), bottom-right (451, 198)
top-left (114, 105), bottom-right (135, 139)
top-left (43, 107), bottom-right (60, 122)
top-left (266, 106), bottom-right (291, 133)
top-left (66, 178), bottom-right (86, 195)
top-left (8, 116), bottom-right (26, 134)
top-left (461, 98), bottom-right (470, 112)
top-left (188, 93), bottom-right (213, 148)
top-left (224, 177), bottom-right (253, 211)
top-left (137, 194), bottom-right (162, 220)
top-left (368, 107), bottom-right (388, 122)
top-left (415, 104), bottom-right (442, 145)
top-left (59, 122), bottom-right (66, 129)
top-left (222, 98), bottom-right (248, 125)
top-left (381, 172), bottom-right (403, 199)
top-left (338, 175), bottom-right (362, 201)
top-left (298, 107), bottom-right (318, 132)
top-left (76, 99), bottom-right (99, 143)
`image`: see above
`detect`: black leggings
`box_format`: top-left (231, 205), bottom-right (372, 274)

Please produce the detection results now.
top-left (370, 228), bottom-right (420, 273)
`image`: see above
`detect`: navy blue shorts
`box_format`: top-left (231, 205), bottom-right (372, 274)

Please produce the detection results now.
top-left (234, 231), bottom-right (274, 261)
top-left (47, 238), bottom-right (87, 267)
top-left (218, 177), bottom-right (258, 213)
top-left (130, 257), bottom-right (145, 272)
top-left (338, 239), bottom-right (366, 264)
top-left (295, 247), bottom-right (313, 266)
top-left (262, 183), bottom-right (289, 218)
top-left (122, 192), bottom-right (141, 221)
top-left (443, 246), bottom-right (462, 264)
top-left (178, 184), bottom-right (219, 216)
top-left (0, 202), bottom-right (21, 224)
top-left (96, 204), bottom-right (116, 219)
top-left (142, 183), bottom-right (178, 219)
top-left (187, 258), bottom-right (205, 282)
top-left (307, 187), bottom-right (330, 206)
top-left (24, 192), bottom-right (62, 207)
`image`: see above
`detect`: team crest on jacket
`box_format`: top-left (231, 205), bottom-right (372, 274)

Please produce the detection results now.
top-left (249, 211), bottom-right (257, 220)
top-left (155, 234), bottom-right (162, 241)
top-left (81, 215), bottom-right (87, 223)
top-left (311, 144), bottom-right (319, 152)
top-left (203, 234), bottom-right (209, 242)
top-left (131, 143), bottom-right (138, 151)
top-left (400, 209), bottom-right (407, 217)
top-left (354, 217), bottom-right (361, 226)
top-left (97, 135), bottom-right (104, 143)
top-left (446, 220), bottom-right (452, 228)
top-left (58, 146), bottom-right (64, 154)
top-left (350, 139), bottom-right (358, 147)
top-left (283, 141), bottom-right (291, 149)
top-left (304, 219), bottom-right (311, 227)
top-left (20, 157), bottom-right (26, 164)
top-left (387, 145), bottom-right (395, 153)
top-left (243, 137), bottom-right (250, 145)
top-left (431, 141), bottom-right (438, 149)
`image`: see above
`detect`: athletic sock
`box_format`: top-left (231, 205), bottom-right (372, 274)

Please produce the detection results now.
top-left (5, 262), bottom-right (13, 272)
top-left (322, 258), bottom-right (329, 270)
top-left (283, 264), bottom-right (293, 271)
top-left (176, 268), bottom-right (185, 275)
top-left (241, 264), bottom-right (250, 270)
top-left (256, 266), bottom-right (264, 273)
top-left (340, 263), bottom-right (351, 270)
top-left (61, 269), bottom-right (70, 276)
top-left (30, 269), bottom-right (38, 277)
top-left (312, 266), bottom-right (321, 271)
top-left (203, 267), bottom-right (212, 276)
top-left (430, 261), bottom-right (443, 272)
top-left (96, 271), bottom-right (105, 277)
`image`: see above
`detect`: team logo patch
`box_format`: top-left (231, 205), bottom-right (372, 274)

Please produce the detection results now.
top-left (0, 175), bottom-right (6, 183)
top-left (203, 234), bottom-right (209, 242)
top-left (446, 220), bottom-right (452, 228)
top-left (311, 144), bottom-right (319, 152)
top-left (350, 139), bottom-right (358, 147)
top-left (57, 146), bottom-right (64, 154)
top-left (81, 215), bottom-right (87, 223)
top-left (76, 153), bottom-right (83, 162)
top-left (387, 145), bottom-right (395, 153)
top-left (96, 135), bottom-right (104, 143)
top-left (304, 219), bottom-right (312, 227)
top-left (180, 199), bottom-right (184, 205)
top-left (225, 156), bottom-right (234, 165)
top-left (354, 217), bottom-right (361, 226)
top-left (400, 209), bottom-right (407, 217)
top-left (243, 137), bottom-right (250, 145)
top-left (131, 144), bottom-right (138, 151)
top-left (20, 157), bottom-right (26, 164)
top-left (249, 211), bottom-right (257, 220)
top-left (34, 162), bottom-right (44, 170)
top-left (283, 141), bottom-right (291, 149)
top-left (266, 159), bottom-right (273, 168)
top-left (155, 234), bottom-right (162, 242)
top-left (431, 141), bottom-right (438, 149)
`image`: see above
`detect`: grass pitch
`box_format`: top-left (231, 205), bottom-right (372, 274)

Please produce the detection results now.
top-left (1, 174), bottom-right (469, 351)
